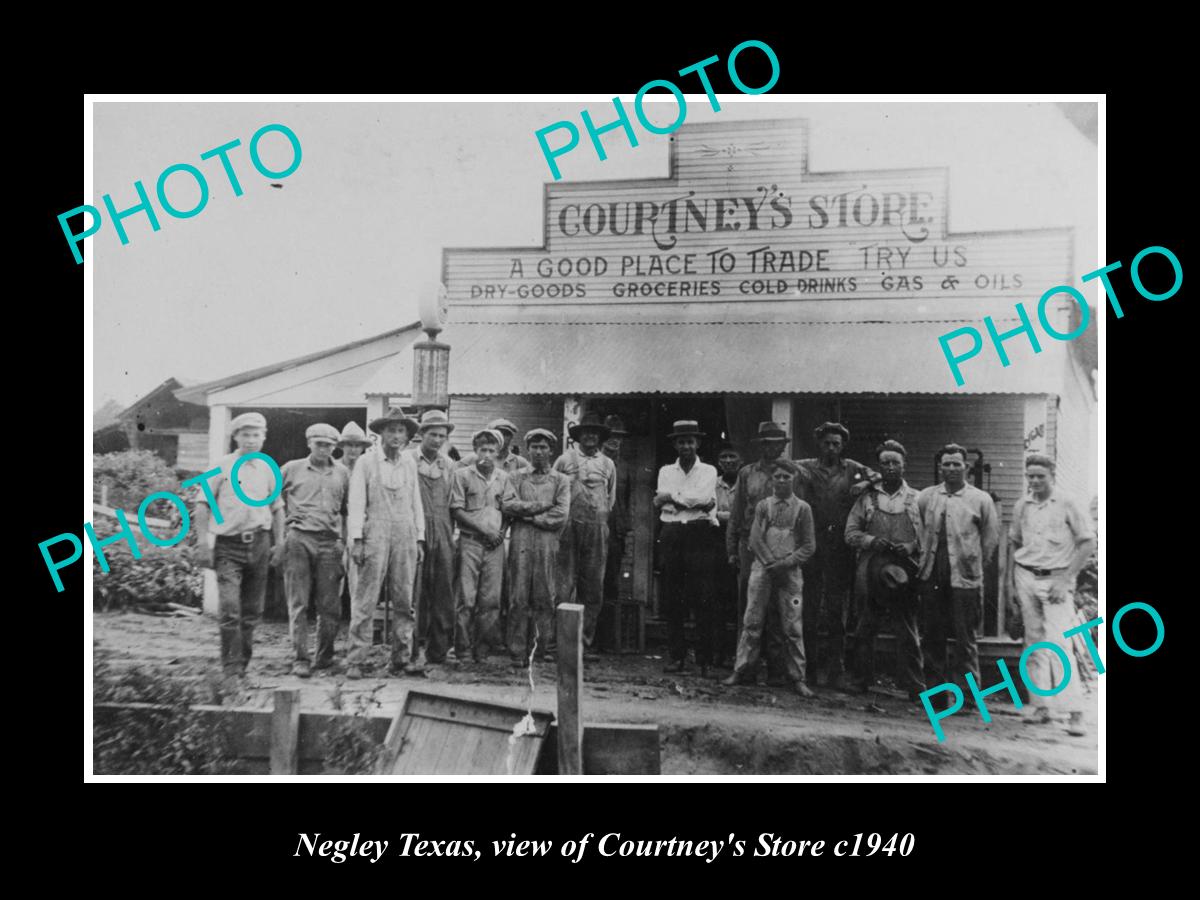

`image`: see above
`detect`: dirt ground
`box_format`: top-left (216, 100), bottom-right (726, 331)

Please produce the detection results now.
top-left (91, 610), bottom-right (1099, 775)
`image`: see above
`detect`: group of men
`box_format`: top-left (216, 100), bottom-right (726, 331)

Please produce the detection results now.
top-left (196, 409), bottom-right (1095, 732)
top-left (654, 418), bottom-right (1095, 733)
top-left (197, 408), bottom-right (630, 683)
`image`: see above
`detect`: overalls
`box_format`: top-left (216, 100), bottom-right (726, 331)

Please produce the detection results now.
top-left (349, 455), bottom-right (420, 668)
top-left (414, 454), bottom-right (456, 664)
top-left (734, 499), bottom-right (808, 684)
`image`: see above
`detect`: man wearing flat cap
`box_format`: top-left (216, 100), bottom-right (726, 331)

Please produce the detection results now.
top-left (796, 421), bottom-right (877, 690)
top-left (452, 428), bottom-right (517, 662)
top-left (346, 408), bottom-right (425, 679)
top-left (407, 409), bottom-right (458, 666)
top-left (554, 412), bottom-right (618, 655)
top-left (193, 411), bottom-right (286, 680)
top-left (844, 440), bottom-right (924, 700)
top-left (655, 420), bottom-right (720, 676)
top-left (726, 422), bottom-right (793, 683)
top-left (502, 428), bottom-right (571, 664)
top-left (279, 424), bottom-right (350, 678)
top-left (460, 417), bottom-right (532, 475)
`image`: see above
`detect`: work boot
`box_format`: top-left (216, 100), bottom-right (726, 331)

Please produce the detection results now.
top-left (794, 681), bottom-right (817, 700)
top-left (403, 661), bottom-right (427, 677)
top-left (312, 656), bottom-right (335, 672)
top-left (346, 665), bottom-right (363, 680)
top-left (722, 672), bottom-right (753, 687)
top-left (1029, 706), bottom-right (1053, 725)
top-left (291, 660), bottom-right (312, 679)
top-left (1066, 711), bottom-right (1086, 736)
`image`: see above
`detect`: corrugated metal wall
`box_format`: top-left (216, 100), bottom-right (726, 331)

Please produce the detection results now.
top-left (808, 394), bottom-right (1030, 525)
top-left (447, 396), bottom-right (564, 458)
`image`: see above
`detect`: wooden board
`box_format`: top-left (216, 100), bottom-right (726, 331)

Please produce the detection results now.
top-left (376, 691), bottom-right (553, 776)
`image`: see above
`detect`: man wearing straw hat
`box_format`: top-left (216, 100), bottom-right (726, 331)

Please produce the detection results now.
top-left (345, 408), bottom-right (425, 679)
top-left (408, 409), bottom-right (458, 666)
top-left (655, 419), bottom-right (720, 677)
top-left (554, 412), bottom-right (617, 655)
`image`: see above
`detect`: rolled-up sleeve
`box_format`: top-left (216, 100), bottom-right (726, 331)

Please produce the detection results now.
top-left (844, 493), bottom-right (872, 550)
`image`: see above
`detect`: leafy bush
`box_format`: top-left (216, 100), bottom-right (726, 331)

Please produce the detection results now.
top-left (322, 686), bottom-right (386, 775)
top-left (92, 450), bottom-right (202, 609)
top-left (93, 656), bottom-right (244, 775)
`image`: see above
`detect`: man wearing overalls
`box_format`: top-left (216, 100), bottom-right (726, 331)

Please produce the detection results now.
top-left (346, 409), bottom-right (425, 679)
top-left (723, 458), bottom-right (817, 698)
top-left (844, 440), bottom-right (925, 700)
top-left (409, 409), bottom-right (458, 666)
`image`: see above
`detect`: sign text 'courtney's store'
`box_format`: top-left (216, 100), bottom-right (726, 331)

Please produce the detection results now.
top-left (447, 121), bottom-right (1070, 309)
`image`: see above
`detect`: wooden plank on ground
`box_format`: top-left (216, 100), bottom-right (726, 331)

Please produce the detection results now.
top-left (557, 603), bottom-right (584, 775)
top-left (270, 689), bottom-right (301, 775)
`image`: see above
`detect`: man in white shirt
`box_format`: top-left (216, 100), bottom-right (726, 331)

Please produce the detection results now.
top-left (654, 420), bottom-right (720, 677)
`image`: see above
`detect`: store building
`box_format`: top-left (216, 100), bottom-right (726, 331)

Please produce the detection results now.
top-left (178, 118), bottom-right (1096, 659)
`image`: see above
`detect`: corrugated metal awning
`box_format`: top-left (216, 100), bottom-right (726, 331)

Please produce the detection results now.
top-left (384, 321), bottom-right (1067, 396)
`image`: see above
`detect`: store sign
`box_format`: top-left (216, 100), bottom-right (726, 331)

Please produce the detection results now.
top-left (444, 119), bottom-right (1071, 311)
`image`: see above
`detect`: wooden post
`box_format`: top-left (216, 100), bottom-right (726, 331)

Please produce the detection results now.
top-left (556, 603), bottom-right (584, 775)
top-left (270, 689), bottom-right (301, 775)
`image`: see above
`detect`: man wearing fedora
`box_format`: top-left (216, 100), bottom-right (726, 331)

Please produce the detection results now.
top-left (844, 440), bottom-right (924, 700)
top-left (502, 428), bottom-right (571, 665)
top-left (452, 428), bottom-right (516, 662)
top-left (335, 421), bottom-right (373, 606)
top-left (723, 458), bottom-right (816, 697)
top-left (796, 422), bottom-right (877, 690)
top-left (600, 414), bottom-right (633, 650)
top-left (279, 424), bottom-right (350, 678)
top-left (346, 408), bottom-right (426, 679)
top-left (726, 422), bottom-right (793, 683)
top-left (554, 412), bottom-right (617, 655)
top-left (408, 409), bottom-right (459, 666)
top-left (193, 411), bottom-right (286, 680)
top-left (655, 420), bottom-right (720, 676)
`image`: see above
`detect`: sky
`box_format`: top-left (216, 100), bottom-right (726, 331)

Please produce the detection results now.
top-left (91, 99), bottom-right (1097, 409)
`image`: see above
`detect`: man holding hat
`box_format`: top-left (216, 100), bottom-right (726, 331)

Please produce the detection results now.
top-left (193, 411), bottom-right (286, 679)
top-left (408, 409), bottom-right (458, 666)
top-left (796, 422), bottom-right (877, 690)
top-left (346, 408), bottom-right (425, 679)
top-left (723, 458), bottom-right (816, 697)
top-left (725, 422), bottom-right (792, 683)
top-left (335, 421), bottom-right (373, 605)
top-left (451, 428), bottom-right (517, 661)
top-left (844, 440), bottom-right (924, 699)
top-left (654, 420), bottom-right (720, 676)
top-left (279, 424), bottom-right (350, 678)
top-left (600, 414), bottom-right (633, 650)
top-left (554, 412), bottom-right (617, 654)
top-left (502, 428), bottom-right (571, 664)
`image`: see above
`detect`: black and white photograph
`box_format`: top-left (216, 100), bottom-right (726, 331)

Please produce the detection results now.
top-left (84, 96), bottom-right (1102, 779)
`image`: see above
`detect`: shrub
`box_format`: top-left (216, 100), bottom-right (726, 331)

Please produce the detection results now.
top-left (93, 656), bottom-right (244, 775)
top-left (94, 449), bottom-right (182, 512)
